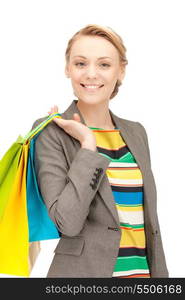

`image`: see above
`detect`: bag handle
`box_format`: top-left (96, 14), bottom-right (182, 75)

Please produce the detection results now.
top-left (22, 112), bottom-right (62, 144)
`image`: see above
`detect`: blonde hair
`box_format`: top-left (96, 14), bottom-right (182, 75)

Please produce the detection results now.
top-left (65, 24), bottom-right (128, 100)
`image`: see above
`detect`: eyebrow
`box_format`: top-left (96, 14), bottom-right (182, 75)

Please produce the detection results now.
top-left (72, 55), bottom-right (112, 60)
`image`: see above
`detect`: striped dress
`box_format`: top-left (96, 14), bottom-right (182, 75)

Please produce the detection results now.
top-left (88, 126), bottom-right (151, 278)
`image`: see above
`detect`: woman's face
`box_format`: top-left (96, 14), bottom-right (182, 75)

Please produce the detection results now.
top-left (65, 35), bottom-right (125, 105)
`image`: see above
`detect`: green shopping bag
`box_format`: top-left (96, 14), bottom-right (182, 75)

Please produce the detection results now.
top-left (0, 137), bottom-right (23, 220)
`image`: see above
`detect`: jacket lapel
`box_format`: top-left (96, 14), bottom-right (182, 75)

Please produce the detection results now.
top-left (62, 100), bottom-right (148, 227)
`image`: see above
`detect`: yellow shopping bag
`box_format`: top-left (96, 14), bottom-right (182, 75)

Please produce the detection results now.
top-left (0, 112), bottom-right (62, 277)
top-left (0, 144), bottom-right (29, 276)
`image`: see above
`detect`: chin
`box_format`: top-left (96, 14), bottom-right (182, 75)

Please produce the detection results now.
top-left (77, 97), bottom-right (105, 105)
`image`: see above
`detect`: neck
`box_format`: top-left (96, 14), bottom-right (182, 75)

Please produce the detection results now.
top-left (76, 99), bottom-right (115, 130)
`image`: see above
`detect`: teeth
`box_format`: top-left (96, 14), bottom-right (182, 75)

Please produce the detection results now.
top-left (84, 85), bottom-right (100, 89)
top-left (80, 83), bottom-right (103, 89)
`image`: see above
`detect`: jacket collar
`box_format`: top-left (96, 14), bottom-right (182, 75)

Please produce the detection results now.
top-left (62, 100), bottom-right (148, 227)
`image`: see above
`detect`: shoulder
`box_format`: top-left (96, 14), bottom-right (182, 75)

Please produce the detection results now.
top-left (115, 114), bottom-right (148, 136)
top-left (31, 114), bottom-right (72, 151)
top-left (117, 116), bottom-right (151, 164)
top-left (123, 117), bottom-right (150, 151)
top-left (134, 121), bottom-right (148, 139)
top-left (115, 115), bottom-right (150, 149)
top-left (31, 115), bottom-right (64, 142)
top-left (31, 115), bottom-right (49, 130)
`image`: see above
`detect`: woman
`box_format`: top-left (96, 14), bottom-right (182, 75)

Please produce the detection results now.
top-left (31, 24), bottom-right (169, 278)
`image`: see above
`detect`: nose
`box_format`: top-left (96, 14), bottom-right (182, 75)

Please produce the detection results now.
top-left (85, 64), bottom-right (98, 78)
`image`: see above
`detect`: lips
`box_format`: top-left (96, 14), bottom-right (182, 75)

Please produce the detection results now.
top-left (80, 83), bottom-right (104, 89)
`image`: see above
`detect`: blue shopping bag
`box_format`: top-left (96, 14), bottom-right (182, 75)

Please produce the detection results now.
top-left (26, 133), bottom-right (61, 242)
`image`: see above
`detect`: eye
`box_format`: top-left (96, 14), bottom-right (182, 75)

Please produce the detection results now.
top-left (74, 62), bottom-right (110, 68)
top-left (75, 62), bottom-right (85, 67)
top-left (101, 63), bottom-right (110, 68)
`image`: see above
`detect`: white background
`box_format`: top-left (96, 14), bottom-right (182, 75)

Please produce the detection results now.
top-left (0, 0), bottom-right (184, 278)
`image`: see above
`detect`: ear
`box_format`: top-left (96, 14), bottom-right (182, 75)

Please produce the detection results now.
top-left (65, 64), bottom-right (70, 78)
top-left (119, 67), bottom-right (126, 82)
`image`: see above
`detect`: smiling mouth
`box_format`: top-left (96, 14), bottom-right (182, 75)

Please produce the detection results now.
top-left (80, 83), bottom-right (104, 89)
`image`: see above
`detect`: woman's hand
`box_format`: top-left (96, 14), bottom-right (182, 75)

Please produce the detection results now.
top-left (48, 105), bottom-right (97, 151)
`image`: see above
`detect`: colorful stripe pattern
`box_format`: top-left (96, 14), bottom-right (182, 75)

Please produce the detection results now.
top-left (89, 126), bottom-right (150, 278)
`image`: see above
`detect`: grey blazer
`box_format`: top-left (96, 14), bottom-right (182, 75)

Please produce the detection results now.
top-left (31, 99), bottom-right (169, 278)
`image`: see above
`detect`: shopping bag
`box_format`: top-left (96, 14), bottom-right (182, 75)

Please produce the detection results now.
top-left (0, 143), bottom-right (29, 276)
top-left (26, 112), bottom-right (62, 242)
top-left (0, 112), bottom-right (62, 276)
top-left (0, 139), bottom-right (22, 220)
top-left (27, 135), bottom-right (61, 242)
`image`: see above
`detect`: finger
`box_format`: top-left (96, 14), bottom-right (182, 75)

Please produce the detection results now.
top-left (50, 106), bottom-right (57, 113)
top-left (53, 116), bottom-right (67, 126)
top-left (53, 105), bottom-right (59, 112)
top-left (73, 113), bottom-right (81, 123)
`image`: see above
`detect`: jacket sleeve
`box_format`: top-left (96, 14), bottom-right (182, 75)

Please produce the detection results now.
top-left (31, 120), bottom-right (110, 237)
top-left (136, 121), bottom-right (169, 276)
